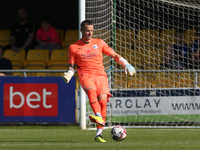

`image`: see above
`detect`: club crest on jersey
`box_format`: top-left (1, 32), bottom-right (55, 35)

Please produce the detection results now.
top-left (93, 45), bottom-right (97, 49)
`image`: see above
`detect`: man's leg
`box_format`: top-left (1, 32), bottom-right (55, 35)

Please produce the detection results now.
top-left (47, 44), bottom-right (61, 53)
top-left (35, 44), bottom-right (46, 50)
top-left (87, 89), bottom-right (105, 127)
top-left (79, 76), bottom-right (105, 127)
top-left (94, 94), bottom-right (107, 142)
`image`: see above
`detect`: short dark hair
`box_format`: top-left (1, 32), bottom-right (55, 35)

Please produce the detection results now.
top-left (81, 20), bottom-right (93, 28)
top-left (41, 17), bottom-right (51, 24)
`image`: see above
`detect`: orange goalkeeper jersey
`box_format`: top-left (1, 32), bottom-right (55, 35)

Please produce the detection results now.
top-left (68, 38), bottom-right (115, 76)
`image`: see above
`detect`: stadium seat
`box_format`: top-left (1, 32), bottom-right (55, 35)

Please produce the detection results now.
top-left (135, 29), bottom-right (159, 47)
top-left (152, 73), bottom-right (176, 88)
top-left (115, 46), bottom-right (140, 69)
top-left (24, 66), bottom-right (45, 76)
top-left (23, 49), bottom-right (49, 69)
top-left (3, 49), bottom-right (25, 69)
top-left (176, 73), bottom-right (195, 88)
top-left (93, 29), bottom-right (111, 44)
top-left (184, 29), bottom-right (197, 47)
top-left (0, 30), bottom-right (10, 46)
top-left (127, 74), bottom-right (152, 89)
top-left (158, 28), bottom-right (176, 46)
top-left (113, 73), bottom-right (128, 89)
top-left (35, 69), bottom-right (53, 77)
top-left (144, 49), bottom-right (164, 70)
top-left (62, 30), bottom-right (79, 48)
top-left (48, 65), bottom-right (68, 76)
top-left (48, 49), bottom-right (68, 68)
top-left (56, 29), bottom-right (64, 45)
top-left (116, 29), bottom-right (136, 47)
top-left (133, 46), bottom-right (152, 69)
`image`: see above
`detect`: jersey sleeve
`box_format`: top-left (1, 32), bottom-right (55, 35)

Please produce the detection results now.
top-left (68, 45), bottom-right (76, 64)
top-left (101, 39), bottom-right (115, 55)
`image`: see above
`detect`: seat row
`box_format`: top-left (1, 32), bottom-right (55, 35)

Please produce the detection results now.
top-left (8, 71), bottom-right (198, 89)
top-left (0, 28), bottom-right (197, 49)
top-left (113, 72), bottom-right (198, 89)
top-left (0, 29), bottom-right (79, 49)
top-left (94, 28), bottom-right (198, 48)
top-left (3, 49), bottom-right (68, 70)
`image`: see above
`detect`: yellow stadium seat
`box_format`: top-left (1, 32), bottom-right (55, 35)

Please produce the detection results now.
top-left (133, 46), bottom-right (155, 69)
top-left (184, 29), bottom-right (197, 47)
top-left (115, 46), bottom-right (139, 69)
top-left (127, 74), bottom-right (151, 89)
top-left (113, 73), bottom-right (128, 89)
top-left (176, 73), bottom-right (195, 88)
top-left (23, 66), bottom-right (44, 76)
top-left (3, 49), bottom-right (25, 69)
top-left (152, 73), bottom-right (176, 88)
top-left (56, 29), bottom-right (64, 45)
top-left (116, 29), bottom-right (136, 47)
top-left (136, 29), bottom-right (159, 47)
top-left (48, 49), bottom-right (68, 68)
top-left (35, 69), bottom-right (53, 77)
top-left (24, 49), bottom-right (49, 69)
top-left (159, 29), bottom-right (176, 46)
top-left (93, 29), bottom-right (111, 44)
top-left (143, 48), bottom-right (164, 70)
top-left (0, 30), bottom-right (10, 46)
top-left (48, 65), bottom-right (68, 76)
top-left (62, 30), bottom-right (79, 48)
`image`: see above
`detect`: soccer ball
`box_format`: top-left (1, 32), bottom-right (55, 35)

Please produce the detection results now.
top-left (111, 125), bottom-right (127, 141)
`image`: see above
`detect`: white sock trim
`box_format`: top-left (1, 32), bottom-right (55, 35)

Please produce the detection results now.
top-left (96, 128), bottom-right (103, 137)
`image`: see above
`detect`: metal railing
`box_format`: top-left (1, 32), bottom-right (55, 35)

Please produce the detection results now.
top-left (1, 69), bottom-right (200, 88)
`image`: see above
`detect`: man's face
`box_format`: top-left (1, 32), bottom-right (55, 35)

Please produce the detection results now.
top-left (41, 22), bottom-right (51, 31)
top-left (81, 25), bottom-right (93, 41)
top-left (18, 9), bottom-right (27, 22)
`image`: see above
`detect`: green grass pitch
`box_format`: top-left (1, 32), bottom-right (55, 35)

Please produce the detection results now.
top-left (0, 126), bottom-right (199, 150)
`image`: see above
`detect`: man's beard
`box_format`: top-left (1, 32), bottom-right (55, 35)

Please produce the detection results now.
top-left (19, 18), bottom-right (26, 22)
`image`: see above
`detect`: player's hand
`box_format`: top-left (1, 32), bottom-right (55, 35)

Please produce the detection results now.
top-left (124, 64), bottom-right (136, 76)
top-left (62, 72), bottom-right (73, 83)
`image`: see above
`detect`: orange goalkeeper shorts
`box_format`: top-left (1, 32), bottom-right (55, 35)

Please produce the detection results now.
top-left (79, 75), bottom-right (111, 101)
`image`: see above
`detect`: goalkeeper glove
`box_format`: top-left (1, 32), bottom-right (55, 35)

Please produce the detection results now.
top-left (62, 70), bottom-right (74, 83)
top-left (124, 64), bottom-right (136, 76)
top-left (119, 57), bottom-right (136, 76)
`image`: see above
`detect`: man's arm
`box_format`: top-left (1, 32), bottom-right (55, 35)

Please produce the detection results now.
top-left (62, 64), bottom-right (75, 83)
top-left (109, 51), bottom-right (136, 75)
top-left (9, 36), bottom-right (16, 48)
top-left (21, 33), bottom-right (34, 50)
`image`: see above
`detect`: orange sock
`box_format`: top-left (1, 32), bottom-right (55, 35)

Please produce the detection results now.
top-left (97, 99), bottom-right (107, 129)
top-left (87, 89), bottom-right (101, 115)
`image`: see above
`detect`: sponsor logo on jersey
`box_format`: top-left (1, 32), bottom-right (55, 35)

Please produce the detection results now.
top-left (93, 45), bottom-right (97, 49)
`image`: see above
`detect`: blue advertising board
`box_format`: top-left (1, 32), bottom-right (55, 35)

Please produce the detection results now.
top-left (0, 76), bottom-right (76, 123)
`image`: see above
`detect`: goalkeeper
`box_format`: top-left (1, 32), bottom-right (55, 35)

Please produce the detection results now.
top-left (63, 20), bottom-right (136, 142)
